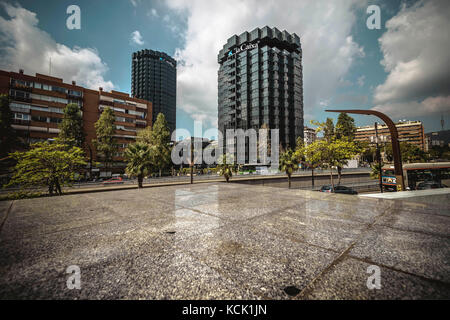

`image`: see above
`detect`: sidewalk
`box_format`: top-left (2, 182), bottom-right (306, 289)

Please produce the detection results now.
top-left (0, 182), bottom-right (449, 299)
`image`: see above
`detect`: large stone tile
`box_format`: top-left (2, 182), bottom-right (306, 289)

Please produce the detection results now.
top-left (375, 209), bottom-right (450, 237)
top-left (188, 193), bottom-right (299, 221)
top-left (0, 220), bottom-right (164, 270)
top-left (134, 207), bottom-right (231, 240)
top-left (0, 233), bottom-right (261, 299)
top-left (390, 199), bottom-right (450, 217)
top-left (0, 193), bottom-right (178, 241)
top-left (300, 257), bottom-right (450, 300)
top-left (349, 225), bottom-right (450, 282)
top-left (173, 223), bottom-right (338, 299)
top-left (287, 197), bottom-right (392, 224)
top-left (242, 208), bottom-right (369, 252)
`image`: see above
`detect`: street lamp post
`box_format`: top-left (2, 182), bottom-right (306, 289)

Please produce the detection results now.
top-left (374, 122), bottom-right (383, 193)
top-left (190, 137), bottom-right (194, 184)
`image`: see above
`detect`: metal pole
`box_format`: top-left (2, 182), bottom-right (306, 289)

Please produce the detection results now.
top-left (374, 123), bottom-right (383, 193)
top-left (190, 137), bottom-right (194, 184)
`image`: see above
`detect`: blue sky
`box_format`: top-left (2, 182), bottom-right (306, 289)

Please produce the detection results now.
top-left (0, 0), bottom-right (449, 138)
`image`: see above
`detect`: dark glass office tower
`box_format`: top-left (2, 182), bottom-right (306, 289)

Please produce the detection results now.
top-left (218, 26), bottom-right (303, 150)
top-left (132, 50), bottom-right (177, 133)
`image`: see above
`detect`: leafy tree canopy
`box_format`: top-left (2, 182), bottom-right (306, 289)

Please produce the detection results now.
top-left (6, 138), bottom-right (86, 195)
top-left (336, 112), bottom-right (356, 140)
top-left (93, 107), bottom-right (117, 168)
top-left (59, 103), bottom-right (85, 148)
top-left (150, 113), bottom-right (172, 175)
top-left (217, 154), bottom-right (234, 182)
top-left (385, 142), bottom-right (428, 163)
top-left (124, 142), bottom-right (154, 188)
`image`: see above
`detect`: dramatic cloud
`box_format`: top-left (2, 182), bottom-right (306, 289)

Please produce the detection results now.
top-left (130, 30), bottom-right (144, 45)
top-left (373, 0), bottom-right (450, 117)
top-left (0, 3), bottom-right (114, 91)
top-left (374, 95), bottom-right (450, 119)
top-left (165, 0), bottom-right (365, 128)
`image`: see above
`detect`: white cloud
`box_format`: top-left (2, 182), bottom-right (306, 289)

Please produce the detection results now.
top-left (373, 0), bottom-right (450, 115)
top-left (149, 8), bottom-right (159, 18)
top-left (165, 0), bottom-right (365, 128)
top-left (130, 30), bottom-right (144, 45)
top-left (130, 0), bottom-right (140, 8)
top-left (0, 4), bottom-right (114, 91)
top-left (373, 96), bottom-right (450, 119)
top-left (357, 75), bottom-right (365, 87)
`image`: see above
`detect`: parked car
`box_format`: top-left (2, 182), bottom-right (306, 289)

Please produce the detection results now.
top-left (319, 185), bottom-right (358, 195)
top-left (103, 177), bottom-right (124, 185)
top-left (416, 181), bottom-right (447, 190)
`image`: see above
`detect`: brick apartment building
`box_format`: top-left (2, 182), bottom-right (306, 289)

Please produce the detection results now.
top-left (0, 69), bottom-right (152, 175)
top-left (355, 120), bottom-right (425, 151)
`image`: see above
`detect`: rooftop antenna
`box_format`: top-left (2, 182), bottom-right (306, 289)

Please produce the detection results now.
top-left (441, 114), bottom-right (445, 131)
top-left (49, 56), bottom-right (52, 75)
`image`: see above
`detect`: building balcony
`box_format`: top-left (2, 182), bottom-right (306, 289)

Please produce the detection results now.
top-left (13, 96), bottom-right (32, 103)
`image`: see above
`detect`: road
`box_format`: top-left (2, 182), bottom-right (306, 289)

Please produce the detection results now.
top-left (1, 168), bottom-right (372, 194)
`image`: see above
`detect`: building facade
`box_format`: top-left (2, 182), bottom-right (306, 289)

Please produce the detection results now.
top-left (355, 120), bottom-right (425, 150)
top-left (303, 126), bottom-right (316, 146)
top-left (131, 50), bottom-right (176, 134)
top-left (425, 129), bottom-right (450, 151)
top-left (218, 26), bottom-right (304, 153)
top-left (0, 69), bottom-right (152, 174)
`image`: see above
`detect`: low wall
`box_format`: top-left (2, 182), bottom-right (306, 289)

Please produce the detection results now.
top-left (231, 171), bottom-right (376, 191)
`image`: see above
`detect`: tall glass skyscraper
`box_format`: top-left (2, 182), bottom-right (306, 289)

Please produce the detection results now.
top-left (218, 26), bottom-right (303, 150)
top-left (131, 50), bottom-right (177, 133)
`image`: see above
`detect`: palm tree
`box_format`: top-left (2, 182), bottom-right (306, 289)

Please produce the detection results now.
top-left (279, 148), bottom-right (298, 189)
top-left (124, 142), bottom-right (153, 188)
top-left (370, 162), bottom-right (383, 180)
top-left (217, 154), bottom-right (233, 182)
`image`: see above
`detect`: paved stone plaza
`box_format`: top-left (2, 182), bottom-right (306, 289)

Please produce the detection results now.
top-left (0, 183), bottom-right (449, 299)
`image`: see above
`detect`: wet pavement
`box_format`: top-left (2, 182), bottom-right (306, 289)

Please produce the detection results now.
top-left (0, 183), bottom-right (449, 299)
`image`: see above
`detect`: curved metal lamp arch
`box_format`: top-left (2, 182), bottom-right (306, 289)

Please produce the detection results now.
top-left (325, 109), bottom-right (405, 191)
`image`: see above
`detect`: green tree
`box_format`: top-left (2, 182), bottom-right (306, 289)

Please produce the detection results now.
top-left (323, 118), bottom-right (335, 142)
top-left (217, 154), bottom-right (233, 182)
top-left (93, 107), bottom-right (117, 172)
top-left (335, 113), bottom-right (357, 181)
top-left (6, 139), bottom-right (86, 195)
top-left (296, 140), bottom-right (323, 189)
top-left (59, 103), bottom-right (85, 148)
top-left (336, 113), bottom-right (356, 139)
top-left (136, 126), bottom-right (153, 145)
top-left (151, 113), bottom-right (171, 177)
top-left (0, 94), bottom-right (17, 157)
top-left (307, 138), bottom-right (360, 190)
top-left (279, 148), bottom-right (298, 189)
top-left (359, 140), bottom-right (376, 164)
top-left (124, 142), bottom-right (154, 188)
top-left (370, 162), bottom-right (383, 180)
top-left (310, 118), bottom-right (335, 142)
top-left (428, 145), bottom-right (450, 160)
top-left (310, 119), bottom-right (360, 185)
top-left (385, 142), bottom-right (428, 163)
